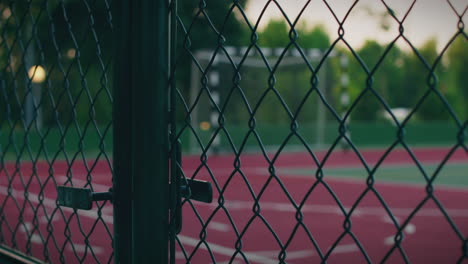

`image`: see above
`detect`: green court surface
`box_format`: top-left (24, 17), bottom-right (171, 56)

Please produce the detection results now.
top-left (284, 162), bottom-right (468, 187)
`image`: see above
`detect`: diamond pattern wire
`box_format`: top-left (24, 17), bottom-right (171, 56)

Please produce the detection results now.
top-left (0, 1), bottom-right (113, 263)
top-left (170, 0), bottom-right (467, 263)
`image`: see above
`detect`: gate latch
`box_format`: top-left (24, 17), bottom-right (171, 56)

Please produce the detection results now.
top-left (174, 178), bottom-right (212, 234)
top-left (179, 178), bottom-right (213, 203)
top-left (173, 140), bottom-right (213, 234)
top-left (57, 186), bottom-right (113, 210)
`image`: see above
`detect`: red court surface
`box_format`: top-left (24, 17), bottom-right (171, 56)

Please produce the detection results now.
top-left (1, 147), bottom-right (467, 263)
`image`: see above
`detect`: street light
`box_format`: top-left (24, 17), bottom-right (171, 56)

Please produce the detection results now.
top-left (26, 65), bottom-right (46, 130)
top-left (28, 65), bottom-right (46, 83)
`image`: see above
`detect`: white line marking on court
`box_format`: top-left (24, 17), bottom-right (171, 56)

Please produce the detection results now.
top-left (208, 221), bottom-right (231, 232)
top-left (218, 260), bottom-right (242, 264)
top-left (175, 251), bottom-right (186, 259)
top-left (179, 235), bottom-right (358, 263)
top-left (40, 215), bottom-right (59, 224)
top-left (381, 216), bottom-right (416, 234)
top-left (281, 173), bottom-right (468, 193)
top-left (382, 215), bottom-right (398, 224)
top-left (250, 250), bottom-right (278, 258)
top-left (328, 244), bottom-right (359, 255)
top-left (0, 186), bottom-right (113, 224)
top-left (252, 249), bottom-right (316, 260)
top-left (405, 224), bottom-right (416, 234)
top-left (381, 216), bottom-right (416, 245)
top-left (20, 222), bottom-right (33, 233)
top-left (184, 166), bottom-right (468, 193)
top-left (200, 200), bottom-right (468, 218)
top-left (29, 234), bottom-right (43, 245)
top-left (384, 235), bottom-right (395, 245)
top-left (18, 223), bottom-right (44, 245)
top-left (178, 234), bottom-right (278, 264)
top-left (56, 176), bottom-right (111, 192)
top-left (68, 244), bottom-right (103, 254)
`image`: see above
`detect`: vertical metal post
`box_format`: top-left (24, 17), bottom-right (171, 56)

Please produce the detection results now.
top-left (339, 54), bottom-right (351, 150)
top-left (209, 62), bottom-right (220, 154)
top-left (316, 60), bottom-right (327, 148)
top-left (169, 0), bottom-right (178, 263)
top-left (130, 0), bottom-right (169, 263)
top-left (190, 58), bottom-right (200, 154)
top-left (112, 0), bottom-right (133, 263)
top-left (113, 0), bottom-right (169, 263)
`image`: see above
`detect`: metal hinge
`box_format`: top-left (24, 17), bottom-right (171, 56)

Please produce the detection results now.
top-left (174, 140), bottom-right (213, 234)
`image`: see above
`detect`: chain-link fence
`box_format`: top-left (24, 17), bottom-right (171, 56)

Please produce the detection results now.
top-left (170, 0), bottom-right (467, 263)
top-left (0, 1), bottom-right (113, 263)
top-left (1, 0), bottom-right (467, 263)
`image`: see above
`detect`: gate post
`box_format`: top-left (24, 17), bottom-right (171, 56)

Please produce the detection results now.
top-left (113, 0), bottom-right (132, 263)
top-left (113, 0), bottom-right (170, 263)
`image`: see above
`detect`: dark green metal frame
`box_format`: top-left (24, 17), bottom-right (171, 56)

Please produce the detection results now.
top-left (0, 245), bottom-right (44, 264)
top-left (113, 0), bottom-right (170, 263)
top-left (112, 0), bottom-right (133, 262)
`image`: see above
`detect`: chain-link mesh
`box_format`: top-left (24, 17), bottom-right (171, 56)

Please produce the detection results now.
top-left (171, 0), bottom-right (467, 263)
top-left (0, 1), bottom-right (113, 263)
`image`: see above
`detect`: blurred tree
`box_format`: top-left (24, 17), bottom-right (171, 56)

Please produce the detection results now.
top-left (254, 20), bottom-right (334, 124)
top-left (258, 20), bottom-right (330, 49)
top-left (177, 0), bottom-right (249, 50)
top-left (2, 1), bottom-right (462, 128)
top-left (175, 0), bottom-right (251, 124)
top-left (298, 24), bottom-right (330, 50)
top-left (296, 24), bottom-right (333, 122)
top-left (383, 46), bottom-right (405, 108)
top-left (402, 38), bottom-right (450, 121)
top-left (0, 1), bottom-right (113, 128)
top-left (258, 19), bottom-right (289, 47)
top-left (348, 40), bottom-right (385, 121)
top-left (446, 37), bottom-right (468, 120)
top-left (41, 0), bottom-right (113, 127)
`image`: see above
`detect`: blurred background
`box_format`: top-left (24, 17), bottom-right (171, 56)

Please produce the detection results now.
top-left (0, 0), bottom-right (466, 155)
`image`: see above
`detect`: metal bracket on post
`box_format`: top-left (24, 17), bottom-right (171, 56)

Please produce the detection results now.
top-left (174, 140), bottom-right (213, 234)
top-left (175, 179), bottom-right (212, 233)
top-left (57, 186), bottom-right (113, 210)
top-left (179, 179), bottom-right (213, 203)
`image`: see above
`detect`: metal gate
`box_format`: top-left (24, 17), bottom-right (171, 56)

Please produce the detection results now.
top-left (168, 0), bottom-right (468, 263)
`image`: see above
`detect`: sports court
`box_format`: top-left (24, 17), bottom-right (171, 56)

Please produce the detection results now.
top-left (1, 146), bottom-right (467, 263)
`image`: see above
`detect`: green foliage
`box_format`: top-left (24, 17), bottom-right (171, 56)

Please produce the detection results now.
top-left (232, 18), bottom-right (466, 123)
top-left (1, 1), bottom-right (466, 129)
top-left (175, 0), bottom-right (250, 121)
top-left (341, 37), bottom-right (465, 122)
top-left (299, 24), bottom-right (330, 50)
top-left (347, 40), bottom-right (385, 121)
top-left (258, 19), bottom-right (289, 47)
top-left (0, 0), bottom-right (113, 128)
top-left (403, 38), bottom-right (451, 121)
top-left (446, 37), bottom-right (468, 120)
top-left (258, 20), bottom-right (330, 50)
top-left (177, 0), bottom-right (249, 49)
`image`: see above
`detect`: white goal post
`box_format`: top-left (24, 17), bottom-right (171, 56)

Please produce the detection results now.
top-left (188, 46), bottom-right (349, 153)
